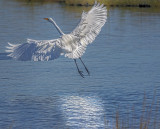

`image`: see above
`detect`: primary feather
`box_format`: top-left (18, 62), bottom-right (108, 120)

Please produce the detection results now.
top-left (6, 39), bottom-right (62, 61)
top-left (65, 2), bottom-right (107, 59)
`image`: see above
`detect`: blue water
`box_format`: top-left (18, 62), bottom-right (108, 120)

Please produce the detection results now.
top-left (0, 0), bottom-right (160, 128)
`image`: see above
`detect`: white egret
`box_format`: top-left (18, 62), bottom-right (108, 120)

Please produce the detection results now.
top-left (6, 1), bottom-right (107, 78)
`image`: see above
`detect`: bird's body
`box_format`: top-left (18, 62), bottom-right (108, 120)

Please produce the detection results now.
top-left (6, 1), bottom-right (107, 77)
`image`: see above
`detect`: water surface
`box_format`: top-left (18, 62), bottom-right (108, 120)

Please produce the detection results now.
top-left (0, 0), bottom-right (160, 128)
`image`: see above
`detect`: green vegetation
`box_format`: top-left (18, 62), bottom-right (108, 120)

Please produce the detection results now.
top-left (29, 0), bottom-right (59, 1)
top-left (65, 0), bottom-right (160, 7)
top-left (15, 0), bottom-right (65, 4)
top-left (15, 0), bottom-right (160, 7)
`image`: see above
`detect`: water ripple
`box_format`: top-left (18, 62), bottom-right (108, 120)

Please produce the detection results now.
top-left (60, 95), bottom-right (113, 129)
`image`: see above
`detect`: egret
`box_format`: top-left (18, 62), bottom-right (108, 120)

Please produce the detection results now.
top-left (6, 1), bottom-right (107, 78)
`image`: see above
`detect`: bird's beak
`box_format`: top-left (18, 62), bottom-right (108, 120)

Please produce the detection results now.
top-left (43, 18), bottom-right (49, 20)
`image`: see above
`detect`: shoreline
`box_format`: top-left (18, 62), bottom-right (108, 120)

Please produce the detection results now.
top-left (18, 0), bottom-right (160, 8)
top-left (65, 0), bottom-right (160, 8)
top-left (15, 0), bottom-right (160, 8)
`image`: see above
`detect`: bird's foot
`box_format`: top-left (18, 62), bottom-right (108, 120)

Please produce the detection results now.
top-left (85, 67), bottom-right (90, 76)
top-left (78, 70), bottom-right (84, 78)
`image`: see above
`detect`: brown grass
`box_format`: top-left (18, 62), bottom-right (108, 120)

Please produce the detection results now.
top-left (113, 91), bottom-right (160, 129)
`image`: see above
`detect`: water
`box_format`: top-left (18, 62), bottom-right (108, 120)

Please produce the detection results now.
top-left (0, 0), bottom-right (160, 128)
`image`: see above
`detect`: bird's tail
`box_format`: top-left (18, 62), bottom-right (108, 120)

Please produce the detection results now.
top-left (65, 45), bottom-right (86, 59)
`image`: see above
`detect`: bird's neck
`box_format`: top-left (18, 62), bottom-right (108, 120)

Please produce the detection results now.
top-left (51, 20), bottom-right (64, 35)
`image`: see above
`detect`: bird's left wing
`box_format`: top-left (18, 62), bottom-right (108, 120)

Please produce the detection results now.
top-left (6, 38), bottom-right (62, 61)
top-left (71, 1), bottom-right (107, 46)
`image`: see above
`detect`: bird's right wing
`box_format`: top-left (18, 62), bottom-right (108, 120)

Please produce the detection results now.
top-left (65, 2), bottom-right (107, 59)
top-left (71, 1), bottom-right (107, 46)
top-left (6, 39), bottom-right (62, 61)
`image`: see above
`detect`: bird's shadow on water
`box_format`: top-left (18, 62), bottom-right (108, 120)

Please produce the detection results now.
top-left (0, 53), bottom-right (11, 60)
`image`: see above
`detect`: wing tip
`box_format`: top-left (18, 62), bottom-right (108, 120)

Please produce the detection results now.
top-left (5, 42), bottom-right (13, 53)
top-left (94, 1), bottom-right (106, 9)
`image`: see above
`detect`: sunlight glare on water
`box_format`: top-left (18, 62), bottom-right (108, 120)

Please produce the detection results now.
top-left (60, 95), bottom-right (112, 129)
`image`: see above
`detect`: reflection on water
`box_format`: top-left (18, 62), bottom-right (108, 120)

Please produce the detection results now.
top-left (0, 53), bottom-right (11, 60)
top-left (0, 94), bottom-right (113, 129)
top-left (14, 0), bottom-right (160, 13)
top-left (61, 95), bottom-right (112, 128)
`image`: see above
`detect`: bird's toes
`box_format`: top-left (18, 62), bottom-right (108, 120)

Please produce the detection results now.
top-left (85, 68), bottom-right (90, 76)
top-left (87, 71), bottom-right (90, 76)
top-left (86, 70), bottom-right (90, 76)
top-left (78, 70), bottom-right (84, 78)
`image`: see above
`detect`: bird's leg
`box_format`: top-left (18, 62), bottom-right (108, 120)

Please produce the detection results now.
top-left (79, 57), bottom-right (90, 76)
top-left (74, 59), bottom-right (84, 78)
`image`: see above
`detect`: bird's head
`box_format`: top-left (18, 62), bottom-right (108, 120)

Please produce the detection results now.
top-left (43, 17), bottom-right (54, 23)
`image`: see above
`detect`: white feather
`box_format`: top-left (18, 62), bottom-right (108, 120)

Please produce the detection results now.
top-left (65, 1), bottom-right (107, 59)
top-left (6, 39), bottom-right (62, 61)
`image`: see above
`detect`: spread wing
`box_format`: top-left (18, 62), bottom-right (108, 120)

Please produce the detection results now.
top-left (71, 1), bottom-right (107, 46)
top-left (65, 1), bottom-right (107, 59)
top-left (6, 38), bottom-right (62, 61)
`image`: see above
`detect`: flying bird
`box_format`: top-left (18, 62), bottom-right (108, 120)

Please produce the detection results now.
top-left (6, 1), bottom-right (107, 78)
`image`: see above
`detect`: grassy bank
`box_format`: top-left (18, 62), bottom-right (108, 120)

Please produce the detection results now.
top-left (65, 0), bottom-right (160, 7)
top-left (16, 0), bottom-right (160, 7)
top-left (15, 0), bottom-right (65, 4)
